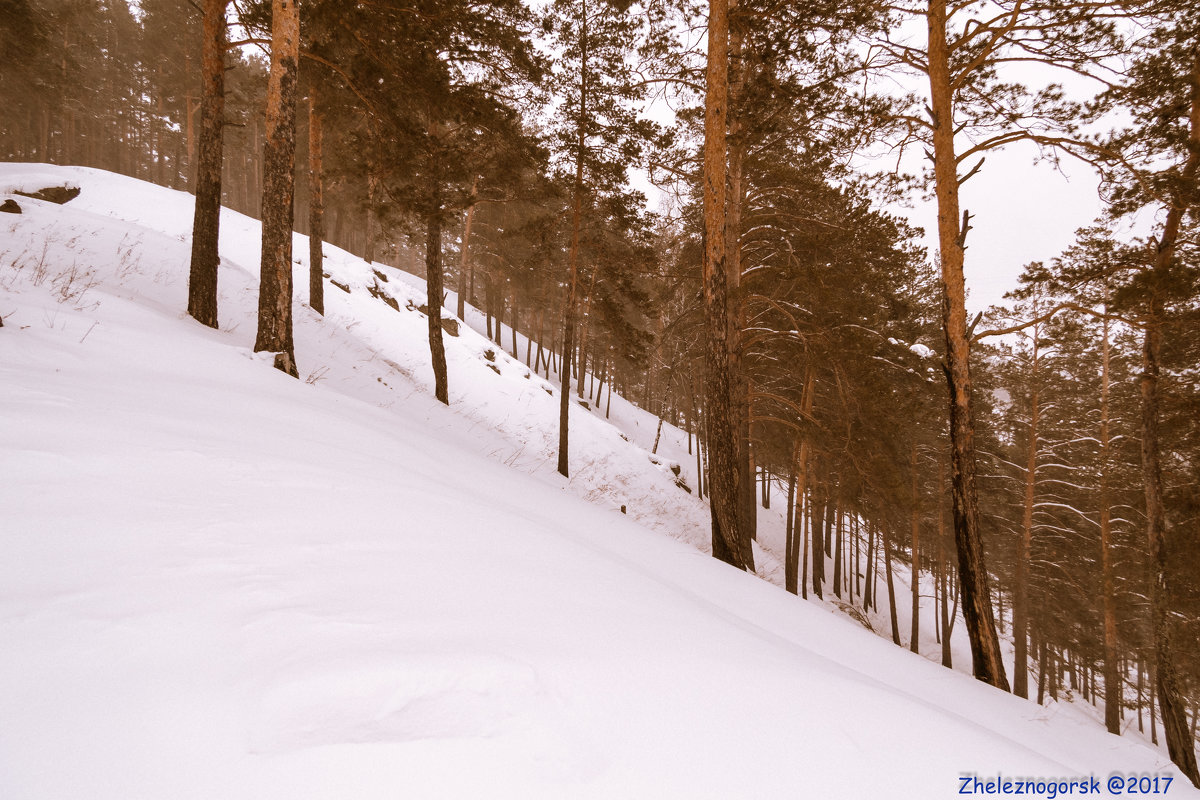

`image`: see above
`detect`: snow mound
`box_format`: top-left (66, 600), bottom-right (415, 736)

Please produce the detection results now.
top-left (1, 164), bottom-right (1192, 799)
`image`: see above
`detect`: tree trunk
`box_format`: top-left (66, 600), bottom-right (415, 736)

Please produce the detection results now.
top-left (1037, 634), bottom-right (1047, 705)
top-left (511, 291), bottom-right (519, 358)
top-left (911, 445), bottom-right (921, 654)
top-left (883, 525), bottom-right (901, 646)
top-left (833, 501), bottom-right (843, 598)
top-left (811, 487), bottom-right (825, 598)
top-left (254, 0), bottom-right (300, 378)
top-left (927, 0), bottom-right (1008, 691)
top-left (1015, 314), bottom-right (1040, 699)
top-left (1142, 300), bottom-right (1198, 780)
top-left (702, 0), bottom-right (750, 570)
top-left (186, 0), bottom-right (228, 330)
top-left (800, 488), bottom-right (809, 599)
top-left (425, 205), bottom-right (449, 404)
top-left (557, 0), bottom-right (588, 478)
top-left (726, 0), bottom-right (755, 549)
top-left (1100, 314), bottom-right (1120, 734)
top-left (784, 442), bottom-right (798, 595)
top-left (1136, 47), bottom-right (1200, 787)
top-left (939, 480), bottom-right (953, 668)
top-left (457, 181), bottom-right (477, 320)
top-left (307, 97), bottom-right (325, 316)
top-left (863, 515), bottom-right (874, 611)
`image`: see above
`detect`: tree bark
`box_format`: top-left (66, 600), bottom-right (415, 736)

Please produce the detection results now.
top-left (911, 445), bottom-right (921, 654)
top-left (1099, 314), bottom-right (1120, 735)
top-left (811, 486), bottom-right (825, 598)
top-left (927, 0), bottom-right (1008, 691)
top-left (254, 0), bottom-right (300, 378)
top-left (702, 0), bottom-right (750, 570)
top-left (939, 469), bottom-right (953, 668)
top-left (426, 204), bottom-right (449, 404)
top-left (883, 525), bottom-right (901, 646)
top-left (557, 0), bottom-right (588, 478)
top-left (307, 96), bottom-right (325, 316)
top-left (1137, 48), bottom-right (1200, 786)
top-left (187, 0), bottom-right (228, 330)
top-left (457, 180), bottom-right (477, 320)
top-left (1015, 313), bottom-right (1040, 699)
top-left (785, 451), bottom-right (797, 594)
top-left (833, 500), bottom-right (843, 598)
top-left (726, 2), bottom-right (755, 547)
top-left (1142, 292), bottom-right (1199, 782)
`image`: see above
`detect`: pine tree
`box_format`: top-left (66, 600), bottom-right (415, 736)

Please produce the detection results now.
top-left (254, 0), bottom-right (301, 377)
top-left (1085, 8), bottom-right (1200, 782)
top-left (187, 0), bottom-right (229, 329)
top-left (544, 0), bottom-right (664, 476)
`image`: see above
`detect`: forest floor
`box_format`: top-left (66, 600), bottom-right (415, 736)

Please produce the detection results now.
top-left (0, 163), bottom-right (1191, 799)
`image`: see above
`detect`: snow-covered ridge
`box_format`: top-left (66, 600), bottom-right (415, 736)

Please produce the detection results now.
top-left (1, 164), bottom-right (1192, 799)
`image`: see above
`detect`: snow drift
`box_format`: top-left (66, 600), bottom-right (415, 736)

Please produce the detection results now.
top-left (0, 164), bottom-right (1193, 799)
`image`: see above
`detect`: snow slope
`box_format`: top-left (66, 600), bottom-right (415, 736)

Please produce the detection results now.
top-left (1, 164), bottom-right (1193, 799)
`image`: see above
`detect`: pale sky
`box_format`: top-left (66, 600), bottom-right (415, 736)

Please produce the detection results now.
top-left (900, 143), bottom-right (1105, 315)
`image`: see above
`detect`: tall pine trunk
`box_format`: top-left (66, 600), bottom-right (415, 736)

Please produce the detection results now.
top-left (883, 525), bottom-right (900, 646)
top-left (1015, 315), bottom-right (1040, 698)
top-left (1138, 49), bottom-right (1200, 786)
top-left (726, 4), bottom-right (755, 548)
top-left (557, 0), bottom-right (588, 478)
top-left (307, 97), bottom-right (325, 316)
top-left (1099, 314), bottom-right (1120, 735)
top-left (254, 0), bottom-right (300, 378)
top-left (425, 205), bottom-right (449, 404)
top-left (910, 445), bottom-right (921, 654)
top-left (784, 448), bottom-right (797, 594)
top-left (927, 0), bottom-right (1008, 690)
top-left (187, 0), bottom-right (228, 329)
top-left (457, 183), bottom-right (477, 321)
top-left (702, 0), bottom-right (750, 570)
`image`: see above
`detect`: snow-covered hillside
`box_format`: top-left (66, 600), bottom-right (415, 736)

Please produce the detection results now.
top-left (1, 164), bottom-right (1193, 799)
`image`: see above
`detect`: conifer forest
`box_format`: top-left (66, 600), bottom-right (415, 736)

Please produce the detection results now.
top-left (2, 0), bottom-right (1199, 793)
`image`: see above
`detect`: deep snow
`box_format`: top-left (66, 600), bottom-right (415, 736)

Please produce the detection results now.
top-left (1, 164), bottom-right (1194, 799)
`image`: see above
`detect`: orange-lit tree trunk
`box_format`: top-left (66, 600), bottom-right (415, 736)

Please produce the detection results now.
top-left (254, 0), bottom-right (300, 377)
top-left (702, 0), bottom-right (750, 570)
top-left (926, 0), bottom-right (1008, 690)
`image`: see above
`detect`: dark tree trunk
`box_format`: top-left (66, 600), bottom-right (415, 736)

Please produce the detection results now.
top-left (457, 182), bottom-right (477, 321)
top-left (307, 97), bottom-right (325, 316)
top-left (1142, 298), bottom-right (1198, 782)
top-left (187, 0), bottom-right (228, 329)
top-left (425, 203), bottom-right (449, 404)
top-left (784, 444), bottom-right (798, 595)
top-left (557, 0), bottom-right (587, 478)
top-left (1135, 48), bottom-right (1200, 786)
top-left (254, 0), bottom-right (300, 378)
top-left (726, 20), bottom-right (755, 549)
top-left (1100, 315), bottom-right (1120, 734)
top-left (883, 526), bottom-right (901, 646)
top-left (1014, 313), bottom-right (1041, 698)
top-left (927, 0), bottom-right (1008, 691)
top-left (911, 445), bottom-right (921, 654)
top-left (939, 492), bottom-right (953, 669)
top-left (800, 489), bottom-right (809, 599)
top-left (833, 502), bottom-right (843, 598)
top-left (810, 488), bottom-right (825, 598)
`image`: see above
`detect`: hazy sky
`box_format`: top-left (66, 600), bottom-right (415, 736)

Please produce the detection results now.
top-left (900, 143), bottom-right (1105, 315)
